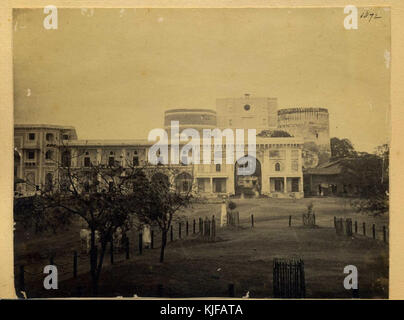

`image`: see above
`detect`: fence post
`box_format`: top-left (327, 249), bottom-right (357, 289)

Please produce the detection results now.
top-left (300, 260), bottom-right (306, 298)
top-left (228, 283), bottom-right (235, 297)
top-left (139, 233), bottom-right (143, 255)
top-left (334, 216), bottom-right (336, 228)
top-left (313, 213), bottom-right (316, 226)
top-left (363, 222), bottom-right (366, 236)
top-left (157, 284), bottom-right (164, 297)
top-left (186, 220), bottom-right (189, 236)
top-left (251, 214), bottom-right (254, 228)
top-left (151, 230), bottom-right (154, 249)
top-left (110, 241), bottom-right (114, 265)
top-left (126, 239), bottom-right (130, 259)
top-left (193, 219), bottom-right (196, 234)
top-left (179, 222), bottom-right (182, 239)
top-left (73, 251), bottom-right (78, 278)
top-left (372, 224), bottom-right (376, 239)
top-left (289, 215), bottom-right (292, 227)
top-left (19, 265), bottom-right (25, 292)
top-left (354, 221), bottom-right (358, 234)
top-left (383, 226), bottom-right (387, 243)
top-left (211, 215), bottom-right (216, 240)
top-left (170, 226), bottom-right (173, 242)
top-left (237, 211), bottom-right (240, 227)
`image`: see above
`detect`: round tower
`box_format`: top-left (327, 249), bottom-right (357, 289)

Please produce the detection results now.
top-left (278, 107), bottom-right (330, 167)
top-left (164, 108), bottom-right (217, 135)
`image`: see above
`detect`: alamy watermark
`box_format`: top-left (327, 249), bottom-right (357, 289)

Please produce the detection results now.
top-left (148, 121), bottom-right (257, 175)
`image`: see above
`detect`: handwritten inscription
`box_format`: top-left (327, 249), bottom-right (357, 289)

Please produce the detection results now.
top-left (360, 9), bottom-right (382, 22)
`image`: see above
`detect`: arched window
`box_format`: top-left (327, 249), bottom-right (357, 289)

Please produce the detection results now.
top-left (275, 162), bottom-right (281, 171)
top-left (46, 133), bottom-right (54, 142)
top-left (45, 150), bottom-right (54, 160)
top-left (175, 172), bottom-right (192, 193)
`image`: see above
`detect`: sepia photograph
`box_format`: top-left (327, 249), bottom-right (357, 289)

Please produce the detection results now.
top-left (11, 6), bottom-right (390, 299)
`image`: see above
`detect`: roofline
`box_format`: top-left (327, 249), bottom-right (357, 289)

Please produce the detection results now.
top-left (14, 124), bottom-right (77, 130)
top-left (278, 107), bottom-right (328, 115)
top-left (165, 109), bottom-right (216, 114)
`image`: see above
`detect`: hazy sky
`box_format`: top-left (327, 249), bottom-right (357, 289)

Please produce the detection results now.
top-left (13, 8), bottom-right (390, 152)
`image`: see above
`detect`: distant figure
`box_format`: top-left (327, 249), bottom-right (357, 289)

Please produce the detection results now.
top-left (220, 199), bottom-right (227, 227)
top-left (142, 224), bottom-right (151, 248)
top-left (80, 229), bottom-right (100, 254)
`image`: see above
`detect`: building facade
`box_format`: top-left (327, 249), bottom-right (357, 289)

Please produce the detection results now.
top-left (14, 126), bottom-right (304, 199)
top-left (14, 124), bottom-right (77, 195)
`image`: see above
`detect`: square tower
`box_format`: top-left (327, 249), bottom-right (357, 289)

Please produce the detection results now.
top-left (216, 94), bottom-right (278, 132)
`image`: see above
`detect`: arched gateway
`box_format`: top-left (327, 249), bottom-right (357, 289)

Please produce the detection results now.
top-left (234, 156), bottom-right (262, 197)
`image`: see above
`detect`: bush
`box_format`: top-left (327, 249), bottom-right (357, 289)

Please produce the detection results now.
top-left (350, 194), bottom-right (389, 216)
top-left (228, 201), bottom-right (237, 211)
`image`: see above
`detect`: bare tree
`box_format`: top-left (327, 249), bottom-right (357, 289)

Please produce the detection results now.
top-left (14, 142), bottom-right (197, 293)
top-left (134, 166), bottom-right (194, 263)
top-left (15, 144), bottom-right (150, 295)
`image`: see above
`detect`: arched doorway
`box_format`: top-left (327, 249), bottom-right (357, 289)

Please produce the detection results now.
top-left (175, 172), bottom-right (192, 193)
top-left (234, 155), bottom-right (262, 197)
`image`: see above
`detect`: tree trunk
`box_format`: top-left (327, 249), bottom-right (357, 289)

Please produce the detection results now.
top-left (160, 229), bottom-right (167, 263)
top-left (90, 228), bottom-right (98, 295)
top-left (93, 241), bottom-right (107, 295)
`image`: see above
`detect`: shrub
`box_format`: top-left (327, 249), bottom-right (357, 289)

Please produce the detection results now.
top-left (228, 201), bottom-right (237, 211)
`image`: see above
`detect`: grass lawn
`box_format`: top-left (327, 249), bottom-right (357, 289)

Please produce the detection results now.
top-left (15, 197), bottom-right (389, 299)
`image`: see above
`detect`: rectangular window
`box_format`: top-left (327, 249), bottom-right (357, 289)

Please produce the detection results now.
top-left (216, 164), bottom-right (221, 172)
top-left (197, 179), bottom-right (206, 192)
top-left (108, 157), bottom-right (115, 166)
top-left (62, 134), bottom-right (69, 140)
top-left (28, 151), bottom-right (35, 160)
top-left (213, 178), bottom-right (226, 193)
top-left (84, 157), bottom-right (91, 167)
top-left (292, 178), bottom-right (299, 192)
top-left (271, 178), bottom-right (284, 192)
top-left (28, 133), bottom-right (35, 140)
top-left (133, 156), bottom-right (139, 166)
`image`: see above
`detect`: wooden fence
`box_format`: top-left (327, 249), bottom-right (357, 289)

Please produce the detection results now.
top-left (334, 216), bottom-right (388, 242)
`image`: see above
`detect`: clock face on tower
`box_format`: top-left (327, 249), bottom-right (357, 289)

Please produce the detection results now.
top-left (244, 104), bottom-right (251, 111)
